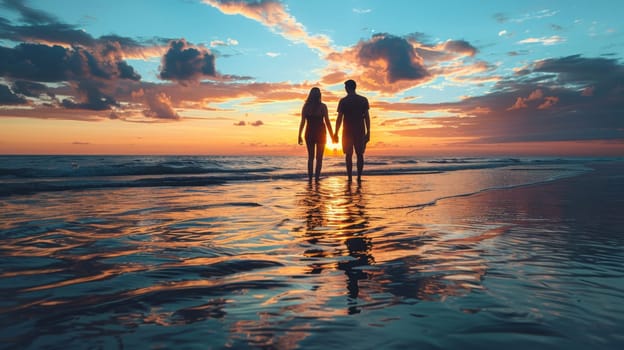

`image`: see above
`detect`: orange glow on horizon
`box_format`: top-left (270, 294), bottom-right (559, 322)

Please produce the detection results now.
top-left (0, 116), bottom-right (622, 156)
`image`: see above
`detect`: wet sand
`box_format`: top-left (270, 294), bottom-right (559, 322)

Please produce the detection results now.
top-left (0, 161), bottom-right (622, 349)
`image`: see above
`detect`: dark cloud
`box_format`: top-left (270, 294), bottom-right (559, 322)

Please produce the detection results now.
top-left (250, 120), bottom-right (264, 127)
top-left (0, 22), bottom-right (96, 46)
top-left (406, 32), bottom-right (434, 46)
top-left (0, 83), bottom-right (27, 104)
top-left (0, 43), bottom-right (141, 82)
top-left (11, 80), bottom-right (46, 97)
top-left (358, 33), bottom-right (428, 83)
top-left (0, 42), bottom-right (141, 110)
top-left (234, 121), bottom-right (246, 126)
top-left (159, 39), bottom-right (216, 83)
top-left (327, 33), bottom-right (481, 93)
top-left (1, 0), bottom-right (58, 24)
top-left (61, 81), bottom-right (119, 111)
top-left (389, 55), bottom-right (624, 144)
top-left (0, 43), bottom-right (70, 81)
top-left (531, 55), bottom-right (622, 89)
top-left (443, 40), bottom-right (477, 57)
top-left (117, 61), bottom-right (141, 81)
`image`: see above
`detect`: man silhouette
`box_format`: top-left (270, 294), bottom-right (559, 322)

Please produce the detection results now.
top-left (334, 80), bottom-right (370, 183)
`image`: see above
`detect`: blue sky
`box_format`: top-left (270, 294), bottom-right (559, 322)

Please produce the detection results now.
top-left (0, 0), bottom-right (623, 155)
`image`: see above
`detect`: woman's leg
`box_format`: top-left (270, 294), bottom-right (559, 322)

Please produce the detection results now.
top-left (315, 142), bottom-right (325, 180)
top-left (306, 140), bottom-right (315, 181)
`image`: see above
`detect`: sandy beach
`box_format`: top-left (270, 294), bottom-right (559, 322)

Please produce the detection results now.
top-left (0, 157), bottom-right (622, 349)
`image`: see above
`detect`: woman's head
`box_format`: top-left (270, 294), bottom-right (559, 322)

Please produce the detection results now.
top-left (306, 87), bottom-right (321, 104)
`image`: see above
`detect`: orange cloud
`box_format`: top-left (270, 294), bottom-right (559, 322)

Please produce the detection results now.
top-left (203, 0), bottom-right (333, 55)
top-left (538, 96), bottom-right (559, 109)
top-left (507, 89), bottom-right (558, 111)
top-left (507, 96), bottom-right (528, 110)
top-left (527, 89), bottom-right (544, 100)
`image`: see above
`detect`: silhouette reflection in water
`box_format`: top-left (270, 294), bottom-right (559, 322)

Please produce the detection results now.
top-left (297, 178), bottom-right (373, 314)
top-left (295, 177), bottom-right (492, 312)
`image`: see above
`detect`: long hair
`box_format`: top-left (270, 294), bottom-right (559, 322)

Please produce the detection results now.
top-left (303, 87), bottom-right (322, 114)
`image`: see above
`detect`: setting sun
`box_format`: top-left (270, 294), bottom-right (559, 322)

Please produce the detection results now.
top-left (325, 138), bottom-right (342, 156)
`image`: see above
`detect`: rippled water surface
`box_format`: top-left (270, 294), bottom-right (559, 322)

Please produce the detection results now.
top-left (1, 158), bottom-right (623, 349)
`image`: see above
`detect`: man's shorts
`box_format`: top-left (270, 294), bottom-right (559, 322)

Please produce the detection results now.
top-left (342, 133), bottom-right (367, 155)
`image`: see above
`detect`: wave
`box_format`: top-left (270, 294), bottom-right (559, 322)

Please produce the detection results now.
top-left (0, 163), bottom-right (279, 179)
top-left (0, 156), bottom-right (611, 197)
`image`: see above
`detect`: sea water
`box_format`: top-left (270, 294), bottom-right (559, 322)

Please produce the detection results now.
top-left (0, 156), bottom-right (622, 349)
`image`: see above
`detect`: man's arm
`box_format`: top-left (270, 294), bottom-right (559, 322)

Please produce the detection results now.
top-left (334, 112), bottom-right (343, 142)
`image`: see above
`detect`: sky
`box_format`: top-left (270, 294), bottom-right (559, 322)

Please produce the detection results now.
top-left (0, 0), bottom-right (623, 156)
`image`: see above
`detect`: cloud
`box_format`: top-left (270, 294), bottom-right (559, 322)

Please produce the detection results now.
top-left (61, 80), bottom-right (119, 111)
top-left (210, 38), bottom-right (239, 47)
top-left (517, 35), bottom-right (565, 45)
top-left (507, 96), bottom-right (528, 110)
top-left (266, 52), bottom-right (280, 57)
top-left (358, 33), bottom-right (429, 83)
top-left (159, 39), bottom-right (216, 83)
top-left (203, 0), bottom-right (333, 55)
top-left (0, 83), bottom-right (27, 104)
top-left (512, 9), bottom-right (559, 23)
top-left (324, 33), bottom-right (430, 93)
top-left (538, 96), bottom-right (559, 109)
top-left (383, 55), bottom-right (624, 144)
top-left (0, 38), bottom-right (144, 112)
top-left (0, 42), bottom-right (142, 83)
top-left (325, 33), bottom-right (482, 93)
top-left (11, 80), bottom-right (47, 97)
top-left (0, 4), bottom-right (164, 60)
top-left (1, 0), bottom-right (58, 24)
top-left (495, 9), bottom-right (560, 25)
top-left (232, 119), bottom-right (263, 127)
top-left (142, 91), bottom-right (180, 120)
top-left (527, 89), bottom-right (543, 101)
top-left (353, 8), bottom-right (372, 14)
top-left (442, 40), bottom-right (477, 57)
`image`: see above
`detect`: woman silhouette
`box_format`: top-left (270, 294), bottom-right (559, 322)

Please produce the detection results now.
top-left (298, 87), bottom-right (334, 182)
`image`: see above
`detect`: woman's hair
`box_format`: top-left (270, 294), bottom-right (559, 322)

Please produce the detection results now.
top-left (305, 87), bottom-right (322, 106)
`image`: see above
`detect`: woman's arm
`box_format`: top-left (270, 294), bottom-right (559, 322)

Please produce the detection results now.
top-left (298, 106), bottom-right (306, 145)
top-left (322, 104), bottom-right (334, 141)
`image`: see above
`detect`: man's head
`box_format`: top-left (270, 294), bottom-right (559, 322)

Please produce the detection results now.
top-left (344, 79), bottom-right (356, 93)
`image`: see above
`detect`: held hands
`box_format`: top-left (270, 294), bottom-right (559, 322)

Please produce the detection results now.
top-left (332, 133), bottom-right (339, 143)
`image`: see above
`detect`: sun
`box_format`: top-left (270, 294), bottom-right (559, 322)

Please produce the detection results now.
top-left (325, 138), bottom-right (342, 156)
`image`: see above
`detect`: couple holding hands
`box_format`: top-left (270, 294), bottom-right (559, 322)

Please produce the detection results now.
top-left (298, 80), bottom-right (371, 183)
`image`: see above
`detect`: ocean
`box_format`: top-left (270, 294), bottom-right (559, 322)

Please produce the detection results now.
top-left (1, 155), bottom-right (623, 349)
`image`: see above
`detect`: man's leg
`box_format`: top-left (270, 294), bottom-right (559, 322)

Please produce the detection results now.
top-left (354, 139), bottom-right (366, 183)
top-left (344, 149), bottom-right (353, 181)
top-left (342, 135), bottom-right (354, 182)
